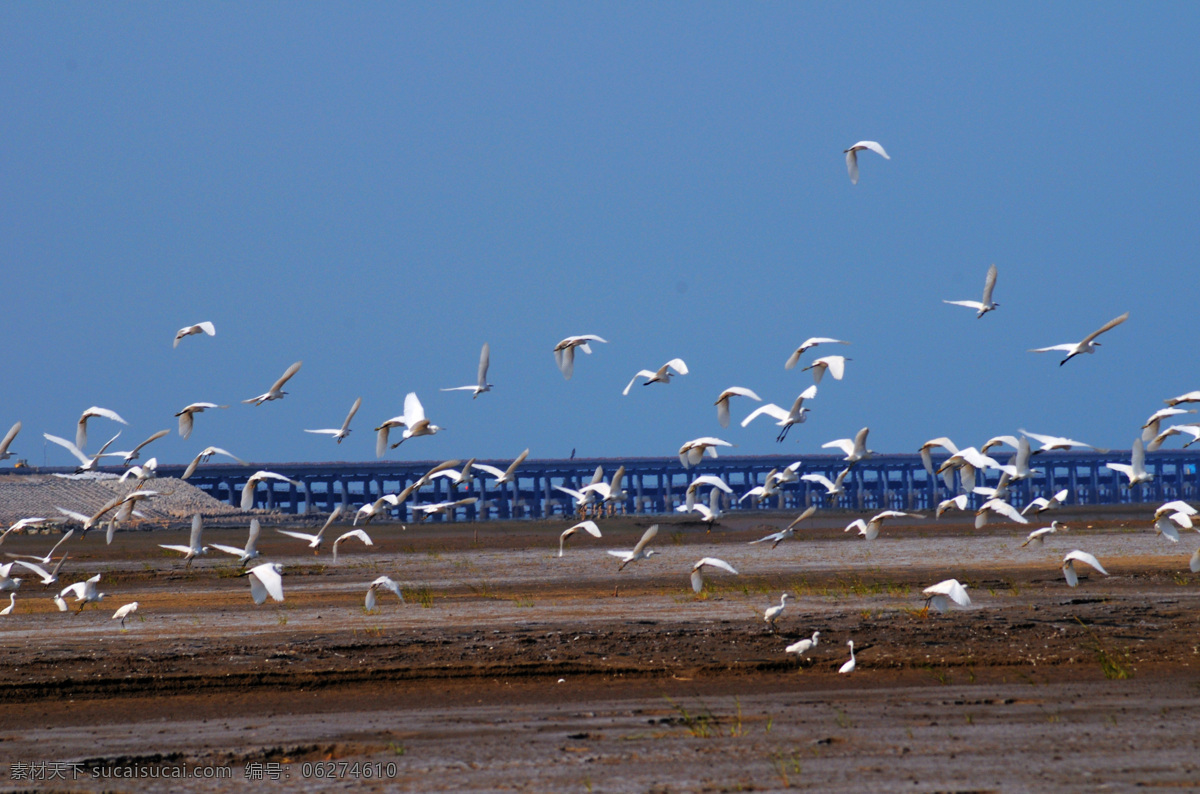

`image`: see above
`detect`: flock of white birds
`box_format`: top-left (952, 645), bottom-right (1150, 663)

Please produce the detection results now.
top-left (2, 142), bottom-right (1199, 677)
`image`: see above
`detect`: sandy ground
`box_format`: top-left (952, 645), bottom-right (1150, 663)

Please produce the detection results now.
top-left (1, 509), bottom-right (1199, 792)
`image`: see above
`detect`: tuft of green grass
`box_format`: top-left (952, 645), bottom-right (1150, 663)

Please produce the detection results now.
top-left (768, 749), bottom-right (802, 788)
top-left (1074, 616), bottom-right (1134, 680)
top-left (403, 585), bottom-right (434, 608)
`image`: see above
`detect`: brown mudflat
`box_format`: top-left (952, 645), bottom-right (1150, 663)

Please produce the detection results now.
top-left (1, 509), bottom-right (1198, 791)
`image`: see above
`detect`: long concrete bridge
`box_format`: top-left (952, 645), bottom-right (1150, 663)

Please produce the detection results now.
top-left (116, 450), bottom-right (1200, 521)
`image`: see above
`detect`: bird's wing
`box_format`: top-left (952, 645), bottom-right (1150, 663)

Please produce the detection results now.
top-left (1064, 550), bottom-right (1108, 575)
top-left (210, 447), bottom-right (245, 464)
top-left (844, 519), bottom-right (867, 534)
top-left (943, 300), bottom-right (985, 310)
top-left (690, 475), bottom-right (732, 494)
top-left (0, 421), bottom-right (20, 454)
top-left (131, 429), bottom-right (170, 455)
top-left (188, 514), bottom-right (203, 548)
top-left (336, 529), bottom-right (373, 546)
top-left (800, 473), bottom-right (835, 491)
top-left (477, 342), bottom-right (491, 386)
top-left (275, 529), bottom-right (318, 542)
top-left (1080, 311), bottom-right (1130, 345)
top-left (470, 463), bottom-right (504, 480)
top-left (43, 434), bottom-right (89, 465)
top-left (158, 544), bottom-right (194, 554)
top-left (719, 386), bottom-right (761, 402)
top-left (845, 148), bottom-right (859, 184)
top-left (786, 505), bottom-right (818, 529)
top-left (11, 560), bottom-right (52, 580)
top-left (623, 371), bottom-right (655, 396)
top-left (856, 140), bottom-right (889, 158)
top-left (821, 438), bottom-right (855, 456)
top-left (269, 361), bottom-right (303, 392)
top-left (249, 564), bottom-right (284, 603)
top-left (574, 520), bottom-right (603, 538)
top-left (984, 499), bottom-right (1028, 523)
top-left (665, 358), bottom-right (688, 375)
top-left (91, 431), bottom-right (123, 460)
top-left (696, 561), bottom-right (737, 579)
top-left (981, 264), bottom-right (998, 304)
top-left (557, 345), bottom-right (574, 379)
top-left (83, 406), bottom-right (129, 425)
top-left (502, 449), bottom-right (530, 480)
top-left (208, 543), bottom-right (249, 557)
top-left (305, 429), bottom-right (341, 437)
top-left (339, 397), bottom-right (363, 432)
top-left (631, 524), bottom-right (659, 555)
top-left (1027, 344), bottom-right (1077, 353)
top-left (403, 392), bottom-right (426, 424)
top-left (822, 357), bottom-right (846, 380)
top-left (742, 404), bottom-right (790, 427)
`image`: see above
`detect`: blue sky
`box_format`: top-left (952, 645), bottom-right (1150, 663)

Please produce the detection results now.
top-left (4, 3), bottom-right (1199, 468)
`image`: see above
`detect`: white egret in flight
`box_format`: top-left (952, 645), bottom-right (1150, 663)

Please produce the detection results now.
top-left (1105, 438), bottom-right (1154, 487)
top-left (276, 506), bottom-right (344, 553)
top-left (554, 335), bottom-right (607, 379)
top-left (441, 343), bottom-right (493, 398)
top-left (366, 576), bottom-right (404, 610)
top-left (678, 437), bottom-right (733, 468)
top-left (243, 360), bottom-right (302, 405)
top-left (844, 140), bottom-right (889, 184)
top-left (472, 449), bottom-right (529, 487)
top-left (742, 386), bottom-right (817, 442)
top-left (845, 510), bottom-right (923, 541)
top-left (1021, 520), bottom-right (1068, 547)
top-left (55, 573), bottom-right (104, 612)
top-left (1028, 312), bottom-right (1129, 365)
top-left (785, 338), bottom-right (849, 370)
top-left (110, 429), bottom-right (170, 466)
top-left (750, 506), bottom-right (817, 548)
top-left (241, 471), bottom-right (301, 510)
top-left (44, 431), bottom-right (122, 473)
top-left (714, 387), bottom-right (761, 429)
top-left (76, 406), bottom-right (127, 450)
top-left (689, 557), bottom-right (738, 593)
top-left (245, 563), bottom-right (284, 604)
top-left (943, 264), bottom-right (999, 318)
top-left (331, 529), bottom-right (373, 562)
top-left (558, 520), bottom-right (602, 557)
top-left (158, 514), bottom-right (208, 566)
top-left (801, 356), bottom-right (848, 386)
top-left (305, 396), bottom-right (362, 444)
top-left (181, 446), bottom-right (245, 479)
top-left (174, 321), bottom-right (215, 348)
top-left (822, 427), bottom-right (872, 467)
top-left (1062, 550), bottom-right (1108, 587)
top-left (0, 422), bottom-right (22, 461)
top-left (209, 519), bottom-right (263, 565)
top-left (608, 525), bottom-right (659, 570)
top-left (175, 403), bottom-right (228, 439)
top-left (802, 468), bottom-right (851, 501)
top-left (922, 579), bottom-right (971, 613)
top-left (623, 358), bottom-right (689, 395)
top-left (1021, 489), bottom-right (1070, 516)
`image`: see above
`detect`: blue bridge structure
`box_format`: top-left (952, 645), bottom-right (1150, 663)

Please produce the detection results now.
top-left (129, 450), bottom-right (1200, 521)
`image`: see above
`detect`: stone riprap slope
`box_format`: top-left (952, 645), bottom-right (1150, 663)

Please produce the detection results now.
top-left (0, 474), bottom-right (249, 529)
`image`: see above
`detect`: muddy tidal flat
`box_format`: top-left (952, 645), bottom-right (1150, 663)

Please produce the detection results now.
top-left (1, 509), bottom-right (1198, 792)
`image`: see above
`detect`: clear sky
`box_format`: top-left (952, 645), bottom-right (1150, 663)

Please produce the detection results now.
top-left (4, 3), bottom-right (1199, 469)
